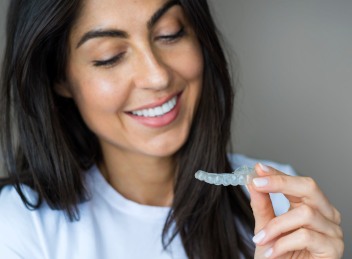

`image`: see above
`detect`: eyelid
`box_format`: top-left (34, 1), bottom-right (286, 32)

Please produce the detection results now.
top-left (92, 26), bottom-right (186, 68)
top-left (93, 52), bottom-right (126, 67)
top-left (155, 26), bottom-right (185, 42)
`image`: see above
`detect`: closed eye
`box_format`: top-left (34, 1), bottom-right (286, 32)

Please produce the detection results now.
top-left (156, 26), bottom-right (185, 43)
top-left (93, 52), bottom-right (126, 67)
top-left (93, 27), bottom-right (185, 68)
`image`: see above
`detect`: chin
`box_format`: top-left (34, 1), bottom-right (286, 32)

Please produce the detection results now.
top-left (141, 135), bottom-right (188, 158)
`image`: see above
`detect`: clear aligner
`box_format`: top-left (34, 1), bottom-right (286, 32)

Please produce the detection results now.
top-left (194, 165), bottom-right (256, 186)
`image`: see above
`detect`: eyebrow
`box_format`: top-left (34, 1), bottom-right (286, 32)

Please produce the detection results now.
top-left (76, 0), bottom-right (180, 48)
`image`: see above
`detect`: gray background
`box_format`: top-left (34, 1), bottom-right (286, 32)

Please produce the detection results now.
top-left (0, 0), bottom-right (9, 175)
top-left (210, 0), bottom-right (351, 256)
top-left (0, 0), bottom-right (351, 257)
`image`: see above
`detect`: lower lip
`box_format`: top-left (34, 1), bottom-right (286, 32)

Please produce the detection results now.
top-left (126, 93), bottom-right (182, 128)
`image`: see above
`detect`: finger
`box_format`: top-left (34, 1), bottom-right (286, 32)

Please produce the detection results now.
top-left (248, 184), bottom-right (276, 258)
top-left (264, 228), bottom-right (344, 259)
top-left (252, 204), bottom-right (343, 246)
top-left (248, 184), bottom-right (275, 234)
top-left (253, 163), bottom-right (341, 224)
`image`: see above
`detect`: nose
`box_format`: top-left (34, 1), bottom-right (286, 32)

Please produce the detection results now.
top-left (132, 47), bottom-right (171, 91)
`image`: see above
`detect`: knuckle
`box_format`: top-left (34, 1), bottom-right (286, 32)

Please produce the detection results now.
top-left (268, 216), bottom-right (280, 229)
top-left (335, 225), bottom-right (344, 239)
top-left (304, 177), bottom-right (318, 192)
top-left (333, 238), bottom-right (345, 258)
top-left (297, 228), bottom-right (312, 243)
top-left (299, 204), bottom-right (315, 221)
top-left (275, 175), bottom-right (288, 187)
top-left (337, 240), bottom-right (345, 258)
top-left (334, 208), bottom-right (342, 225)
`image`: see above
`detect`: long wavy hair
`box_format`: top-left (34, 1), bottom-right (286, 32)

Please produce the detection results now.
top-left (0, 0), bottom-right (255, 258)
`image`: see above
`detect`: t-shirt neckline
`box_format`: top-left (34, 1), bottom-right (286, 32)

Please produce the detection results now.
top-left (86, 164), bottom-right (172, 220)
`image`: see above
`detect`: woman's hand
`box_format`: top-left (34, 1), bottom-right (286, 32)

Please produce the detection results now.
top-left (248, 163), bottom-right (344, 259)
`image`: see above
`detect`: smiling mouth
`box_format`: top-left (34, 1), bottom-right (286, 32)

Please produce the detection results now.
top-left (129, 95), bottom-right (178, 118)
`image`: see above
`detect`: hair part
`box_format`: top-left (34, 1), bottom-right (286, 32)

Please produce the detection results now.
top-left (0, 0), bottom-right (254, 258)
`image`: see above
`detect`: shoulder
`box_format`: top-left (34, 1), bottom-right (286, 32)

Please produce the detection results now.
top-left (228, 153), bottom-right (297, 216)
top-left (0, 185), bottom-right (45, 257)
top-left (0, 184), bottom-right (36, 225)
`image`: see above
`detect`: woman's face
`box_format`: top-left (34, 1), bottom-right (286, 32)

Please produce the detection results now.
top-left (61, 0), bottom-right (204, 159)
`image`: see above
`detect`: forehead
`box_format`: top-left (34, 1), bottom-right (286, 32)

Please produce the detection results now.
top-left (73, 0), bottom-right (174, 33)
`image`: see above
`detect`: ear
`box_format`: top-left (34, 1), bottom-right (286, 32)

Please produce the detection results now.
top-left (54, 81), bottom-right (73, 98)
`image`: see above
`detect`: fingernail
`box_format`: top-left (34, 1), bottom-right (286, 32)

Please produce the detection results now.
top-left (253, 177), bottom-right (269, 187)
top-left (259, 163), bottom-right (270, 173)
top-left (264, 247), bottom-right (273, 258)
top-left (252, 230), bottom-right (266, 243)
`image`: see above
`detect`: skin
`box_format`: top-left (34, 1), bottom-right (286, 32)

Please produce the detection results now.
top-left (57, 0), bottom-right (203, 206)
top-left (56, 0), bottom-right (344, 257)
top-left (250, 164), bottom-right (344, 258)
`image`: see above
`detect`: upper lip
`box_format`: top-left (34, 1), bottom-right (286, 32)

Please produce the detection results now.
top-left (127, 91), bottom-right (181, 112)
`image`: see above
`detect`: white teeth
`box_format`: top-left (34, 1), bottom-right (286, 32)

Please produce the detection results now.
top-left (131, 96), bottom-right (177, 117)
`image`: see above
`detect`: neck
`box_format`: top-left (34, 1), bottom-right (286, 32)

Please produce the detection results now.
top-left (98, 148), bottom-right (176, 207)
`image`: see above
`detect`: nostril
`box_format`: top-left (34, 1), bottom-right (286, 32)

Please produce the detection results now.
top-left (133, 50), bottom-right (171, 90)
top-left (134, 66), bottom-right (171, 90)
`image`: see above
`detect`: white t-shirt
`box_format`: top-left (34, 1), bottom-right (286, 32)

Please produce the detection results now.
top-left (0, 154), bottom-right (296, 259)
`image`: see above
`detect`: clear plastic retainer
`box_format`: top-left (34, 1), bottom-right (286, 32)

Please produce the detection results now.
top-left (194, 165), bottom-right (257, 186)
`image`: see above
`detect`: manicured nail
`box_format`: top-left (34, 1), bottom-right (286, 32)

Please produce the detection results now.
top-left (259, 163), bottom-right (270, 173)
top-left (253, 177), bottom-right (269, 187)
top-left (252, 230), bottom-right (266, 243)
top-left (264, 247), bottom-right (273, 258)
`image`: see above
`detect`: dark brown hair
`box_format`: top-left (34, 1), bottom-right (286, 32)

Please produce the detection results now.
top-left (0, 0), bottom-right (255, 258)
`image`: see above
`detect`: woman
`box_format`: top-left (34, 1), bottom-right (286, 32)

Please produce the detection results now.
top-left (0, 0), bottom-right (343, 258)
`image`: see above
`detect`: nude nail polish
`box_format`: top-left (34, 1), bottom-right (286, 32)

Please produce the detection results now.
top-left (259, 163), bottom-right (270, 173)
top-left (264, 247), bottom-right (273, 258)
top-left (253, 177), bottom-right (268, 187)
top-left (252, 230), bottom-right (266, 243)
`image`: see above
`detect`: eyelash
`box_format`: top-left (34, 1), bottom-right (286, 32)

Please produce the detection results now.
top-left (93, 52), bottom-right (125, 67)
top-left (156, 26), bottom-right (185, 43)
top-left (93, 26), bottom-right (186, 68)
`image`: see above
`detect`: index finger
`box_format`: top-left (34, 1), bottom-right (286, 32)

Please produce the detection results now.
top-left (252, 163), bottom-right (341, 225)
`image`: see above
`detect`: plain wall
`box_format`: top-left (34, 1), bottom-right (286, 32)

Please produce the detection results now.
top-left (0, 0), bottom-right (351, 256)
top-left (209, 0), bottom-right (352, 256)
top-left (0, 0), bottom-right (9, 175)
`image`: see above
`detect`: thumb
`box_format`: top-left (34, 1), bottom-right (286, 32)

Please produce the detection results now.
top-left (248, 164), bottom-right (276, 233)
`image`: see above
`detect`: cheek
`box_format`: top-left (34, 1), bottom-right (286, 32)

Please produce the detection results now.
top-left (177, 44), bottom-right (204, 110)
top-left (67, 66), bottom-right (130, 114)
top-left (172, 45), bottom-right (204, 82)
